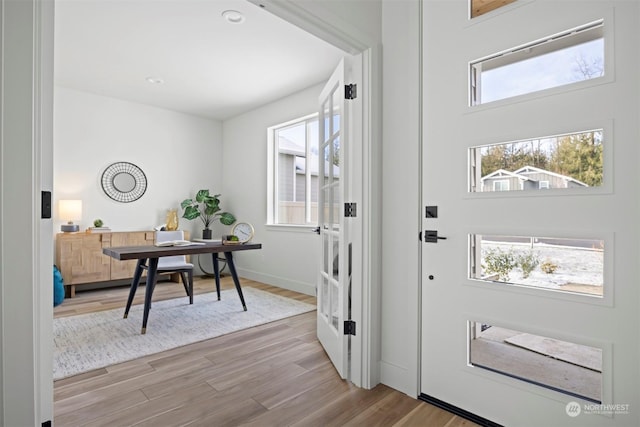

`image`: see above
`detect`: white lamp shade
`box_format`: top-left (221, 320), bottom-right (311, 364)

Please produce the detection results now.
top-left (59, 199), bottom-right (82, 222)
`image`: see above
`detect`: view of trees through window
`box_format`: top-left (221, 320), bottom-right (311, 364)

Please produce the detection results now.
top-left (471, 130), bottom-right (603, 193)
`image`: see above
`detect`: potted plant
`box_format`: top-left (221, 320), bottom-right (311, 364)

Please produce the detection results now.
top-left (180, 190), bottom-right (236, 239)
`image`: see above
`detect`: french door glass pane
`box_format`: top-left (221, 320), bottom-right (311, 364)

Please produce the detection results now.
top-left (331, 281), bottom-right (340, 330)
top-left (321, 276), bottom-right (329, 317)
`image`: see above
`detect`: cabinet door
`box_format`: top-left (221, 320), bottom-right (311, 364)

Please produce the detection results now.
top-left (110, 231), bottom-right (154, 280)
top-left (57, 233), bottom-right (111, 284)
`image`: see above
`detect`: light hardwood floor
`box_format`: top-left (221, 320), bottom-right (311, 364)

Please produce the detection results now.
top-left (54, 276), bottom-right (478, 426)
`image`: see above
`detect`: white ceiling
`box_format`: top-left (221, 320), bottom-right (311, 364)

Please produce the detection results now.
top-left (54, 0), bottom-right (345, 120)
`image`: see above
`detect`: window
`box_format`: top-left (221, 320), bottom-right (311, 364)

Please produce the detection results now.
top-left (268, 114), bottom-right (319, 225)
top-left (469, 234), bottom-right (604, 297)
top-left (468, 321), bottom-right (602, 403)
top-left (493, 180), bottom-right (509, 191)
top-left (469, 129), bottom-right (603, 193)
top-left (470, 21), bottom-right (604, 105)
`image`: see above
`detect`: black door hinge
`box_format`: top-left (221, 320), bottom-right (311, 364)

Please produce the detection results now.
top-left (344, 202), bottom-right (357, 217)
top-left (345, 84), bottom-right (357, 100)
top-left (344, 320), bottom-right (356, 336)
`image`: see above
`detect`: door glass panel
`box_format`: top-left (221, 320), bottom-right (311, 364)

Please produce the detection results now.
top-left (323, 100), bottom-right (331, 143)
top-left (330, 281), bottom-right (340, 330)
top-left (468, 321), bottom-right (603, 403)
top-left (321, 276), bottom-right (329, 318)
top-left (332, 135), bottom-right (341, 170)
top-left (469, 130), bottom-right (603, 193)
top-left (324, 144), bottom-right (332, 181)
top-left (470, 235), bottom-right (604, 297)
top-left (323, 232), bottom-right (329, 274)
top-left (323, 188), bottom-right (331, 225)
top-left (332, 237), bottom-right (340, 280)
top-left (470, 21), bottom-right (604, 105)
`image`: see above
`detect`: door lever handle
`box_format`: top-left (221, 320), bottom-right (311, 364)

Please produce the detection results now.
top-left (312, 226), bottom-right (320, 235)
top-left (424, 230), bottom-right (447, 243)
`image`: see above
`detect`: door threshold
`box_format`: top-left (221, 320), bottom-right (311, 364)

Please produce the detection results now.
top-left (418, 394), bottom-right (503, 427)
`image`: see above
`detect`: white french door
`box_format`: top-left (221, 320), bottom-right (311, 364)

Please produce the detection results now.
top-left (420, 2), bottom-right (638, 427)
top-left (317, 56), bottom-right (359, 380)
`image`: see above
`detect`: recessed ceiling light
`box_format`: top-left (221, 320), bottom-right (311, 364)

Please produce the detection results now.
top-left (145, 76), bottom-right (164, 84)
top-left (222, 10), bottom-right (245, 24)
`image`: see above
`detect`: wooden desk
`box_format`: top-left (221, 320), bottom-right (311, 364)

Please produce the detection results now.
top-left (103, 242), bottom-right (262, 334)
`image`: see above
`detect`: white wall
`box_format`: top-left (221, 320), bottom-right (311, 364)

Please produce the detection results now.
top-left (379, 0), bottom-right (421, 396)
top-left (222, 83), bottom-right (325, 296)
top-left (53, 87), bottom-right (224, 239)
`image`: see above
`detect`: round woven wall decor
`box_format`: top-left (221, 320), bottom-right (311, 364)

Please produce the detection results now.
top-left (101, 162), bottom-right (147, 203)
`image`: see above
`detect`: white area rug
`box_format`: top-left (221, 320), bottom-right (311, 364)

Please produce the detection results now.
top-left (53, 288), bottom-right (315, 380)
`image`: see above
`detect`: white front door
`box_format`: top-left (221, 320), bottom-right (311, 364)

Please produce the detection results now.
top-left (317, 56), bottom-right (360, 381)
top-left (420, 1), bottom-right (639, 427)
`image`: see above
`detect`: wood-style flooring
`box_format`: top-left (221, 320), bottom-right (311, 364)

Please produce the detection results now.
top-left (54, 276), bottom-right (478, 426)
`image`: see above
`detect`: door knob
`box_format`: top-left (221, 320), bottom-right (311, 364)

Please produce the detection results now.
top-left (424, 230), bottom-right (447, 243)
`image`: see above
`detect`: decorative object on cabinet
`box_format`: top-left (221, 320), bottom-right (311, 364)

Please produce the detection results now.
top-left (180, 189), bottom-right (236, 239)
top-left (59, 199), bottom-right (82, 232)
top-left (101, 161), bottom-right (147, 203)
top-left (165, 209), bottom-right (179, 231)
top-left (55, 230), bottom-right (189, 297)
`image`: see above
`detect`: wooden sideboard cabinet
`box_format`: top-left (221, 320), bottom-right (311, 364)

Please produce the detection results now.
top-left (55, 230), bottom-right (189, 297)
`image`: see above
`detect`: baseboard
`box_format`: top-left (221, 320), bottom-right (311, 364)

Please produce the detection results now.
top-left (418, 394), bottom-right (503, 427)
top-left (236, 268), bottom-right (316, 296)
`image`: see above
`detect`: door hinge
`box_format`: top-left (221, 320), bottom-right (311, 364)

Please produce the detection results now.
top-left (344, 202), bottom-right (357, 217)
top-left (344, 320), bottom-right (356, 336)
top-left (345, 83), bottom-right (357, 100)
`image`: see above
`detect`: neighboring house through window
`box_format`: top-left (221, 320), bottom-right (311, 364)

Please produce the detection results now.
top-left (267, 113), bottom-right (319, 225)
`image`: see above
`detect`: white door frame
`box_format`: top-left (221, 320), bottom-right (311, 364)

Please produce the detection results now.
top-left (0, 0), bottom-right (55, 424)
top-left (250, 0), bottom-right (382, 388)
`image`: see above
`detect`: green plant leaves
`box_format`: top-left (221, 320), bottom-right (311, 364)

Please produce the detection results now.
top-left (180, 190), bottom-right (235, 228)
top-left (219, 212), bottom-right (236, 226)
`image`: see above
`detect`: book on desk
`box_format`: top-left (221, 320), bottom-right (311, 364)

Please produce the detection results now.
top-left (154, 240), bottom-right (205, 247)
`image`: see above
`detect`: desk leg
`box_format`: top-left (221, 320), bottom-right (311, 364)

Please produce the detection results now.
top-left (212, 254), bottom-right (221, 300)
top-left (124, 259), bottom-right (146, 319)
top-left (225, 252), bottom-right (247, 311)
top-left (141, 257), bottom-right (159, 334)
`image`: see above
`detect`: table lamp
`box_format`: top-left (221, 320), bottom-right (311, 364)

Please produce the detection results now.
top-left (59, 199), bottom-right (82, 232)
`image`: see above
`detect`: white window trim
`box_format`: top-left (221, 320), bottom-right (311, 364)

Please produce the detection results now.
top-left (267, 112), bottom-right (319, 227)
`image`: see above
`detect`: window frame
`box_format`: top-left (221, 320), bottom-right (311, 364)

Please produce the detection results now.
top-left (267, 113), bottom-right (319, 228)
